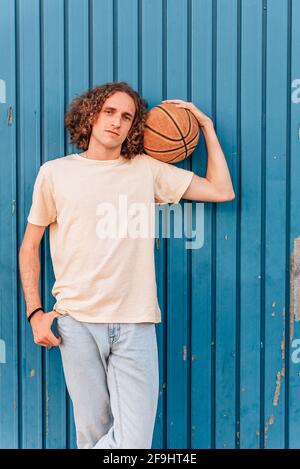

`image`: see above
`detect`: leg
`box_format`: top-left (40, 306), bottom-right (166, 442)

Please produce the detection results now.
top-left (89, 323), bottom-right (160, 449)
top-left (57, 315), bottom-right (113, 449)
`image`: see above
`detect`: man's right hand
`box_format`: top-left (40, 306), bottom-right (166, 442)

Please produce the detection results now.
top-left (30, 310), bottom-right (62, 348)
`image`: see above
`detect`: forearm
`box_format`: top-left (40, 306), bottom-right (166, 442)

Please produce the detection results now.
top-left (202, 120), bottom-right (235, 196)
top-left (19, 246), bottom-right (43, 318)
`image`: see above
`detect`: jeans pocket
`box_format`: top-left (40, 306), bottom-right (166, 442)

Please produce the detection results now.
top-left (56, 314), bottom-right (70, 335)
top-left (57, 313), bottom-right (69, 320)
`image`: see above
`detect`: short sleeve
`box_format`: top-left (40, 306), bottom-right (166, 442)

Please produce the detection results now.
top-left (27, 164), bottom-right (57, 226)
top-left (143, 153), bottom-right (194, 205)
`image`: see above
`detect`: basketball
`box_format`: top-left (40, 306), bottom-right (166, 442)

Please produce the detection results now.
top-left (143, 102), bottom-right (200, 163)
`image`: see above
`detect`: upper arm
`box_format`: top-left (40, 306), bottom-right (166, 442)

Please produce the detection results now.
top-left (27, 163), bottom-right (57, 226)
top-left (20, 222), bottom-right (47, 251)
top-left (181, 174), bottom-right (235, 202)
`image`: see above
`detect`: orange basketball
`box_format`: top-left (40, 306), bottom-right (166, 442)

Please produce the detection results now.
top-left (143, 102), bottom-right (200, 163)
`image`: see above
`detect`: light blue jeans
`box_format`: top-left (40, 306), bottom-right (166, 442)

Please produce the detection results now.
top-left (56, 314), bottom-right (159, 449)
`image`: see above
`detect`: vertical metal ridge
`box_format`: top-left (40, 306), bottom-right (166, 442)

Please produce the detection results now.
top-left (162, 0), bottom-right (167, 449)
top-left (64, 0), bottom-right (69, 155)
top-left (162, 0), bottom-right (167, 100)
top-left (15, 0), bottom-right (23, 450)
top-left (40, 0), bottom-right (44, 167)
top-left (3, 0), bottom-right (297, 450)
top-left (235, 0), bottom-right (242, 450)
top-left (88, 0), bottom-right (93, 87)
top-left (187, 0), bottom-right (192, 449)
top-left (63, 0), bottom-right (70, 448)
top-left (211, 0), bottom-right (217, 450)
top-left (284, 0), bottom-right (292, 450)
top-left (137, 0), bottom-right (142, 95)
top-left (9, 0), bottom-right (18, 448)
top-left (39, 0), bottom-right (46, 450)
top-left (260, 0), bottom-right (267, 449)
top-left (113, 0), bottom-right (117, 81)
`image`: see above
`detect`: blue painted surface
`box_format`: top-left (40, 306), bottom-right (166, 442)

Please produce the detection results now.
top-left (0, 0), bottom-right (299, 449)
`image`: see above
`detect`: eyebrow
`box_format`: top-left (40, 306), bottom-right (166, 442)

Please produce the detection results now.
top-left (102, 106), bottom-right (134, 119)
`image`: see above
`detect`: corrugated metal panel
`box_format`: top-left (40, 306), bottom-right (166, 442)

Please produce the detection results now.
top-left (0, 0), bottom-right (299, 449)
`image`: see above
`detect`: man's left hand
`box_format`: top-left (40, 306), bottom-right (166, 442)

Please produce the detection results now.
top-left (162, 99), bottom-right (212, 129)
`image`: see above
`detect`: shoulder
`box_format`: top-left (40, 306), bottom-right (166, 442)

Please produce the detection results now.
top-left (130, 152), bottom-right (163, 171)
top-left (40, 154), bottom-right (75, 173)
top-left (128, 153), bottom-right (165, 181)
top-left (129, 152), bottom-right (149, 164)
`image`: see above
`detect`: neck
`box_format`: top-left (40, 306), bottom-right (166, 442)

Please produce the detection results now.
top-left (83, 141), bottom-right (122, 161)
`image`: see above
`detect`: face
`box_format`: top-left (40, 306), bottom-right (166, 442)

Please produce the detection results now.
top-left (90, 91), bottom-right (136, 149)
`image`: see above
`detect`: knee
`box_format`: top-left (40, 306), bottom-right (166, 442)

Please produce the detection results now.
top-left (76, 415), bottom-right (112, 449)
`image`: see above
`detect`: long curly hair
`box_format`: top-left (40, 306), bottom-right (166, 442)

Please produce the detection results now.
top-left (64, 81), bottom-right (148, 159)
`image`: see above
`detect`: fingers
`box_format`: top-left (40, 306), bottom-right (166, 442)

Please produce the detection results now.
top-left (34, 337), bottom-right (54, 348)
top-left (34, 332), bottom-right (61, 348)
top-left (162, 99), bottom-right (186, 103)
top-left (162, 99), bottom-right (192, 105)
top-left (48, 330), bottom-right (62, 347)
top-left (162, 100), bottom-right (193, 110)
top-left (32, 310), bottom-right (62, 349)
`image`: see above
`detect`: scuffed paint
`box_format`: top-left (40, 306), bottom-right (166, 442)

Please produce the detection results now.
top-left (159, 383), bottom-right (167, 396)
top-left (273, 367), bottom-right (285, 407)
top-left (290, 300), bottom-right (295, 345)
top-left (256, 429), bottom-right (260, 448)
top-left (30, 369), bottom-right (35, 378)
top-left (264, 415), bottom-right (275, 447)
top-left (182, 345), bottom-right (187, 361)
top-left (281, 335), bottom-right (285, 361)
top-left (272, 333), bottom-right (286, 407)
top-left (290, 236), bottom-right (300, 344)
top-left (8, 106), bottom-right (13, 125)
top-left (293, 237), bottom-right (300, 322)
top-left (265, 331), bottom-right (286, 444)
top-left (159, 382), bottom-right (167, 397)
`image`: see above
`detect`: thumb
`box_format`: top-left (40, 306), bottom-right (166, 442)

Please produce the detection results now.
top-left (50, 310), bottom-right (62, 319)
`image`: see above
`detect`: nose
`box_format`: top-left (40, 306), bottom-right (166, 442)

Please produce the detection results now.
top-left (112, 115), bottom-right (121, 128)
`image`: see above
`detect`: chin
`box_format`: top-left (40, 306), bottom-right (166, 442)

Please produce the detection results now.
top-left (104, 141), bottom-right (122, 149)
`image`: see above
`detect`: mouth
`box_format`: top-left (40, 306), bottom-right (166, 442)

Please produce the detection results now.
top-left (106, 130), bottom-right (119, 136)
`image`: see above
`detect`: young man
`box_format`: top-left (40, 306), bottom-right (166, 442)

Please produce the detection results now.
top-left (19, 81), bottom-right (235, 449)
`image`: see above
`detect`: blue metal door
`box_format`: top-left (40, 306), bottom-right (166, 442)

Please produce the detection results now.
top-left (0, 0), bottom-right (299, 449)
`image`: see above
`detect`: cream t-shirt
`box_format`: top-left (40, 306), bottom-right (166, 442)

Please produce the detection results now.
top-left (27, 152), bottom-right (194, 323)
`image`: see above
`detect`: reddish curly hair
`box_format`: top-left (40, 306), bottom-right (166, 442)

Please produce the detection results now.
top-left (64, 81), bottom-right (148, 159)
